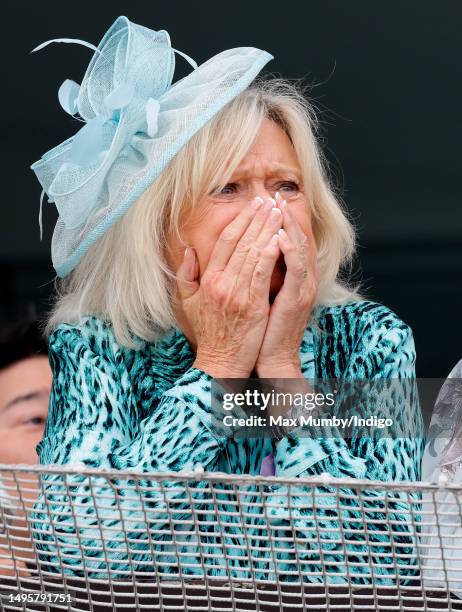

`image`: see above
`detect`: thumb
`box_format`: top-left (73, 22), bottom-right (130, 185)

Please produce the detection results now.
top-left (176, 247), bottom-right (200, 300)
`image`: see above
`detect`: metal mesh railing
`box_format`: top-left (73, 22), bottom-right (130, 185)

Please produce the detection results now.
top-left (0, 465), bottom-right (461, 611)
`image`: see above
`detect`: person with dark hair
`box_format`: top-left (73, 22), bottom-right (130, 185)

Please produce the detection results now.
top-left (0, 319), bottom-right (51, 464)
top-left (0, 318), bottom-right (51, 577)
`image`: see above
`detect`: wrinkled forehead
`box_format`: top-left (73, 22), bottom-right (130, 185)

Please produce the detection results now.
top-left (213, 118), bottom-right (302, 183)
top-left (229, 161), bottom-right (302, 181)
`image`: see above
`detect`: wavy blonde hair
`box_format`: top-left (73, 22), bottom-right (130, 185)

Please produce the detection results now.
top-left (45, 77), bottom-right (361, 348)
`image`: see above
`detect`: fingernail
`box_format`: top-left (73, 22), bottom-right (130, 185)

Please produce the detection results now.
top-left (271, 207), bottom-right (281, 218)
top-left (275, 191), bottom-right (280, 201)
top-left (250, 197), bottom-right (264, 209)
top-left (279, 199), bottom-right (287, 208)
top-left (271, 233), bottom-right (279, 245)
top-left (278, 228), bottom-right (287, 239)
top-left (184, 247), bottom-right (189, 258)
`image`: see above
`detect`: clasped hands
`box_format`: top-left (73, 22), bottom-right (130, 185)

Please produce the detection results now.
top-left (177, 192), bottom-right (318, 381)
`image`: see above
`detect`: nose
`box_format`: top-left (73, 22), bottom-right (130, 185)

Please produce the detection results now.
top-left (250, 184), bottom-right (277, 203)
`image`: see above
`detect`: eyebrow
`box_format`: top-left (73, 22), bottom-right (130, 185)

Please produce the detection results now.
top-left (2, 389), bottom-right (50, 412)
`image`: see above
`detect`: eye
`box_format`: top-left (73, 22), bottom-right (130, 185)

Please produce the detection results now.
top-left (216, 183), bottom-right (239, 195)
top-left (278, 181), bottom-right (299, 192)
top-left (23, 416), bottom-right (46, 427)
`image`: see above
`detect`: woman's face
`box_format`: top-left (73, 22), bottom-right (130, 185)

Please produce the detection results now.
top-left (167, 118), bottom-right (314, 328)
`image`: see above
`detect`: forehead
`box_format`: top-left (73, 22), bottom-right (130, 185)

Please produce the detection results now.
top-left (232, 119), bottom-right (300, 176)
top-left (0, 357), bottom-right (51, 405)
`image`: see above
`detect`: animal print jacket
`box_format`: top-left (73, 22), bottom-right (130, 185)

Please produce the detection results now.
top-left (33, 300), bottom-right (425, 584)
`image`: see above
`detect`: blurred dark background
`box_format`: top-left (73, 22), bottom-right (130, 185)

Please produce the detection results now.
top-left (1, 1), bottom-right (461, 376)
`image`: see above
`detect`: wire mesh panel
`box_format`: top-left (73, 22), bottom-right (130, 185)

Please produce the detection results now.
top-left (0, 465), bottom-right (461, 611)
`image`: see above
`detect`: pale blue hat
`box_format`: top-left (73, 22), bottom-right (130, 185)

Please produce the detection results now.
top-left (31, 16), bottom-right (273, 277)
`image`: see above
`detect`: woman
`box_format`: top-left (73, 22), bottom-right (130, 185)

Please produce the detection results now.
top-left (30, 16), bottom-right (424, 584)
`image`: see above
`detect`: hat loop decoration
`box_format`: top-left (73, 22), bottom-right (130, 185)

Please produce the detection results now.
top-left (32, 31), bottom-right (198, 228)
top-left (30, 16), bottom-right (273, 276)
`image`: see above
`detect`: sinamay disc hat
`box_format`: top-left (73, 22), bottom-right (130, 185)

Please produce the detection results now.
top-left (31, 15), bottom-right (273, 277)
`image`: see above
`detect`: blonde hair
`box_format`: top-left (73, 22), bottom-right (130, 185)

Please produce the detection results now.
top-left (45, 77), bottom-right (361, 348)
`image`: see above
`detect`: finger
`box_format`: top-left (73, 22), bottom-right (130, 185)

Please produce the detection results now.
top-left (277, 196), bottom-right (307, 247)
top-left (225, 197), bottom-right (276, 277)
top-left (277, 228), bottom-right (314, 296)
top-left (249, 233), bottom-right (281, 300)
top-left (207, 197), bottom-right (265, 274)
top-left (256, 200), bottom-right (283, 247)
top-left (233, 199), bottom-right (282, 276)
top-left (238, 202), bottom-right (283, 288)
top-left (277, 195), bottom-right (317, 270)
top-left (176, 246), bottom-right (200, 300)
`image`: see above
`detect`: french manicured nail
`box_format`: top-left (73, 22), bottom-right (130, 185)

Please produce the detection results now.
top-left (278, 228), bottom-right (288, 239)
top-left (279, 199), bottom-right (287, 208)
top-left (250, 196), bottom-right (264, 209)
top-left (271, 207), bottom-right (282, 219)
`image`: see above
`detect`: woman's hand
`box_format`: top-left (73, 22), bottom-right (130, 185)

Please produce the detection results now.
top-left (256, 192), bottom-right (318, 378)
top-left (176, 197), bottom-right (283, 378)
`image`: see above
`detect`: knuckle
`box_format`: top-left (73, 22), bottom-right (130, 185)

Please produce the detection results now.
top-left (228, 295), bottom-right (243, 314)
top-left (238, 235), bottom-right (252, 249)
top-left (253, 266), bottom-right (267, 281)
top-left (248, 245), bottom-right (261, 261)
top-left (221, 228), bottom-right (236, 243)
top-left (210, 281), bottom-right (228, 303)
top-left (234, 243), bottom-right (251, 258)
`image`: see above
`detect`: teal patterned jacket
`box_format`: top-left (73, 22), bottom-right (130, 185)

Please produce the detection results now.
top-left (34, 299), bottom-right (425, 584)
